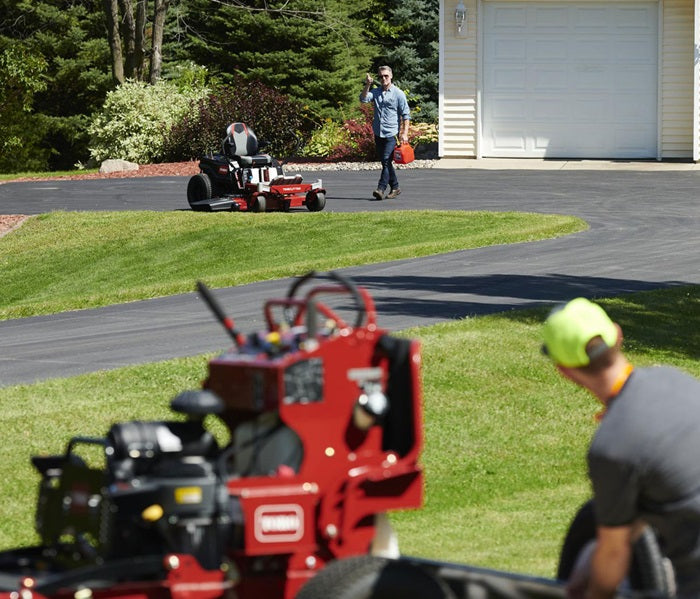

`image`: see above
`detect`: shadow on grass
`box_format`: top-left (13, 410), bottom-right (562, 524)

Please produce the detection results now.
top-left (498, 285), bottom-right (700, 362)
top-left (344, 273), bottom-right (699, 361)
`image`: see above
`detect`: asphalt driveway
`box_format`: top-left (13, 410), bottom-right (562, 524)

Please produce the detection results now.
top-left (1, 166), bottom-right (698, 386)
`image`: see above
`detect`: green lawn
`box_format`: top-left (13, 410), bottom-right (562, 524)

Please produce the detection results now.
top-left (0, 210), bottom-right (585, 319)
top-left (1, 285), bottom-right (698, 579)
top-left (0, 169), bottom-right (99, 181)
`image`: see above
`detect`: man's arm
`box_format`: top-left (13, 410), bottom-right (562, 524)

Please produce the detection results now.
top-left (398, 90), bottom-right (410, 143)
top-left (586, 525), bottom-right (633, 599)
top-left (360, 73), bottom-right (373, 103)
top-left (400, 118), bottom-right (410, 144)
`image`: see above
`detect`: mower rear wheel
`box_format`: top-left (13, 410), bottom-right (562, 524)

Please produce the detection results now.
top-left (187, 173), bottom-right (213, 210)
top-left (296, 555), bottom-right (456, 599)
top-left (252, 195), bottom-right (266, 213)
top-left (306, 191), bottom-right (326, 212)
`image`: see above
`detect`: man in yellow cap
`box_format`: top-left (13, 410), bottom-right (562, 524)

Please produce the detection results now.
top-left (542, 298), bottom-right (700, 599)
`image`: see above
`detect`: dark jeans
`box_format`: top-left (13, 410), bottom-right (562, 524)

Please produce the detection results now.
top-left (374, 135), bottom-right (398, 191)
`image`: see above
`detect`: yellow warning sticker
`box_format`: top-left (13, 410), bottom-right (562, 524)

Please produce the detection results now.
top-left (175, 487), bottom-right (202, 504)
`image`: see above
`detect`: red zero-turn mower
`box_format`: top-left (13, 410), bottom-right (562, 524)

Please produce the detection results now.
top-left (0, 273), bottom-right (674, 599)
top-left (186, 123), bottom-right (326, 212)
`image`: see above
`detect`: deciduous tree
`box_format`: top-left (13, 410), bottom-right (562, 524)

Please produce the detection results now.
top-left (102, 0), bottom-right (170, 84)
top-left (0, 42), bottom-right (47, 172)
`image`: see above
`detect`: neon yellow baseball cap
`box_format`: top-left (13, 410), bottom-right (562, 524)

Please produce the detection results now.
top-left (541, 298), bottom-right (618, 367)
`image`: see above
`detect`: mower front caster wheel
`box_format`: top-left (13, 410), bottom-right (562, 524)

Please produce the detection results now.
top-left (252, 195), bottom-right (267, 213)
top-left (306, 191), bottom-right (326, 212)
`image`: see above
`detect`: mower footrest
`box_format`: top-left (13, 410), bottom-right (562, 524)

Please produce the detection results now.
top-left (190, 197), bottom-right (241, 212)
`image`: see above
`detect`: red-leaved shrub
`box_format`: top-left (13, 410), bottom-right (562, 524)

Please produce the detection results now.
top-left (163, 77), bottom-right (314, 161)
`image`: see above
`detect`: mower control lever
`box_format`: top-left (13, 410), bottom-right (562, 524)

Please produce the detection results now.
top-left (196, 281), bottom-right (245, 348)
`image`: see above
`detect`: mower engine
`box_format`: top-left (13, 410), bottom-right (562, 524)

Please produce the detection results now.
top-left (31, 391), bottom-right (234, 571)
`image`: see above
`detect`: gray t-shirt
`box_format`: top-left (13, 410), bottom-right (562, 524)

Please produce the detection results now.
top-left (589, 366), bottom-right (700, 587)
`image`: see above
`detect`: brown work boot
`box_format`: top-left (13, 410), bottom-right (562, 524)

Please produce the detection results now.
top-left (386, 188), bottom-right (401, 199)
top-left (372, 188), bottom-right (386, 201)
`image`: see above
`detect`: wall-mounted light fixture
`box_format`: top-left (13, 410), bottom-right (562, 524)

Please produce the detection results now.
top-left (455, 0), bottom-right (467, 36)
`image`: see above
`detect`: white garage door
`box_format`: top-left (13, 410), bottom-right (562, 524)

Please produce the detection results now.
top-left (482, 2), bottom-right (658, 158)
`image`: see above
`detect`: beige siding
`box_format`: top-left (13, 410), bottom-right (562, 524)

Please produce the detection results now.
top-left (660, 0), bottom-right (694, 158)
top-left (696, 0), bottom-right (700, 160)
top-left (440, 0), bottom-right (479, 157)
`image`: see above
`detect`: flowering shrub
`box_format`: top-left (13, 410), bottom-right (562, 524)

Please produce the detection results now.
top-left (88, 80), bottom-right (207, 164)
top-left (313, 104), bottom-right (375, 162)
top-left (408, 122), bottom-right (438, 145)
top-left (302, 107), bottom-right (439, 162)
top-left (299, 119), bottom-right (351, 159)
top-left (163, 77), bottom-right (315, 161)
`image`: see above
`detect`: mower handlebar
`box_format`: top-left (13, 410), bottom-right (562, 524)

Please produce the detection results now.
top-left (285, 270), bottom-right (372, 330)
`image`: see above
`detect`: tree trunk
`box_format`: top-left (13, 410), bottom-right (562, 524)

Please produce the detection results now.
top-left (135, 0), bottom-right (147, 80)
top-left (149, 0), bottom-right (169, 84)
top-left (118, 0), bottom-right (137, 79)
top-left (102, 0), bottom-right (125, 84)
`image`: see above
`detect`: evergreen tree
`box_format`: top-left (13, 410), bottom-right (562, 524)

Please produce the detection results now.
top-left (0, 0), bottom-right (113, 170)
top-left (371, 0), bottom-right (439, 122)
top-left (173, 0), bottom-right (376, 119)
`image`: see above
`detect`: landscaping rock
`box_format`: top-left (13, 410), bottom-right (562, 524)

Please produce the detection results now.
top-left (99, 159), bottom-right (140, 174)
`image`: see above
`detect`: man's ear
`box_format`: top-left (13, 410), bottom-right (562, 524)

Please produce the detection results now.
top-left (557, 364), bottom-right (585, 386)
top-left (556, 364), bottom-right (574, 380)
top-left (614, 323), bottom-right (624, 349)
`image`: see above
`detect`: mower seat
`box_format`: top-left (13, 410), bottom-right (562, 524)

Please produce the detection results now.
top-left (223, 122), bottom-right (273, 167)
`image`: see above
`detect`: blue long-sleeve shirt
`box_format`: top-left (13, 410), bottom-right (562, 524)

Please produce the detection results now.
top-left (360, 85), bottom-right (410, 138)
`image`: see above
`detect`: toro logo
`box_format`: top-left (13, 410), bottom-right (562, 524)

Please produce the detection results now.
top-left (280, 185), bottom-right (304, 193)
top-left (254, 504), bottom-right (304, 543)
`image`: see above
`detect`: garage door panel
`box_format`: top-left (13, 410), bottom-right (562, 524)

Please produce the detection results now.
top-left (532, 39), bottom-right (569, 60)
top-left (615, 127), bottom-right (656, 152)
top-left (615, 66), bottom-right (656, 92)
top-left (614, 95), bottom-right (656, 121)
top-left (534, 7), bottom-right (570, 28)
top-left (572, 39), bottom-right (612, 61)
top-left (533, 68), bottom-right (569, 91)
top-left (532, 99), bottom-right (571, 121)
top-left (491, 129), bottom-right (527, 150)
top-left (616, 39), bottom-right (656, 62)
top-left (490, 98), bottom-right (528, 120)
top-left (492, 5), bottom-right (527, 26)
top-left (572, 67), bottom-right (612, 92)
top-left (572, 97), bottom-right (612, 122)
top-left (616, 6), bottom-right (656, 29)
top-left (489, 67), bottom-right (527, 91)
top-left (482, 1), bottom-right (658, 158)
top-left (574, 7), bottom-right (609, 28)
top-left (492, 38), bottom-right (527, 59)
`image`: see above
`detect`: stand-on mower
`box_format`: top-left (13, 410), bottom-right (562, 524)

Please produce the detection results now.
top-left (0, 272), bottom-right (674, 599)
top-left (186, 123), bottom-right (326, 213)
